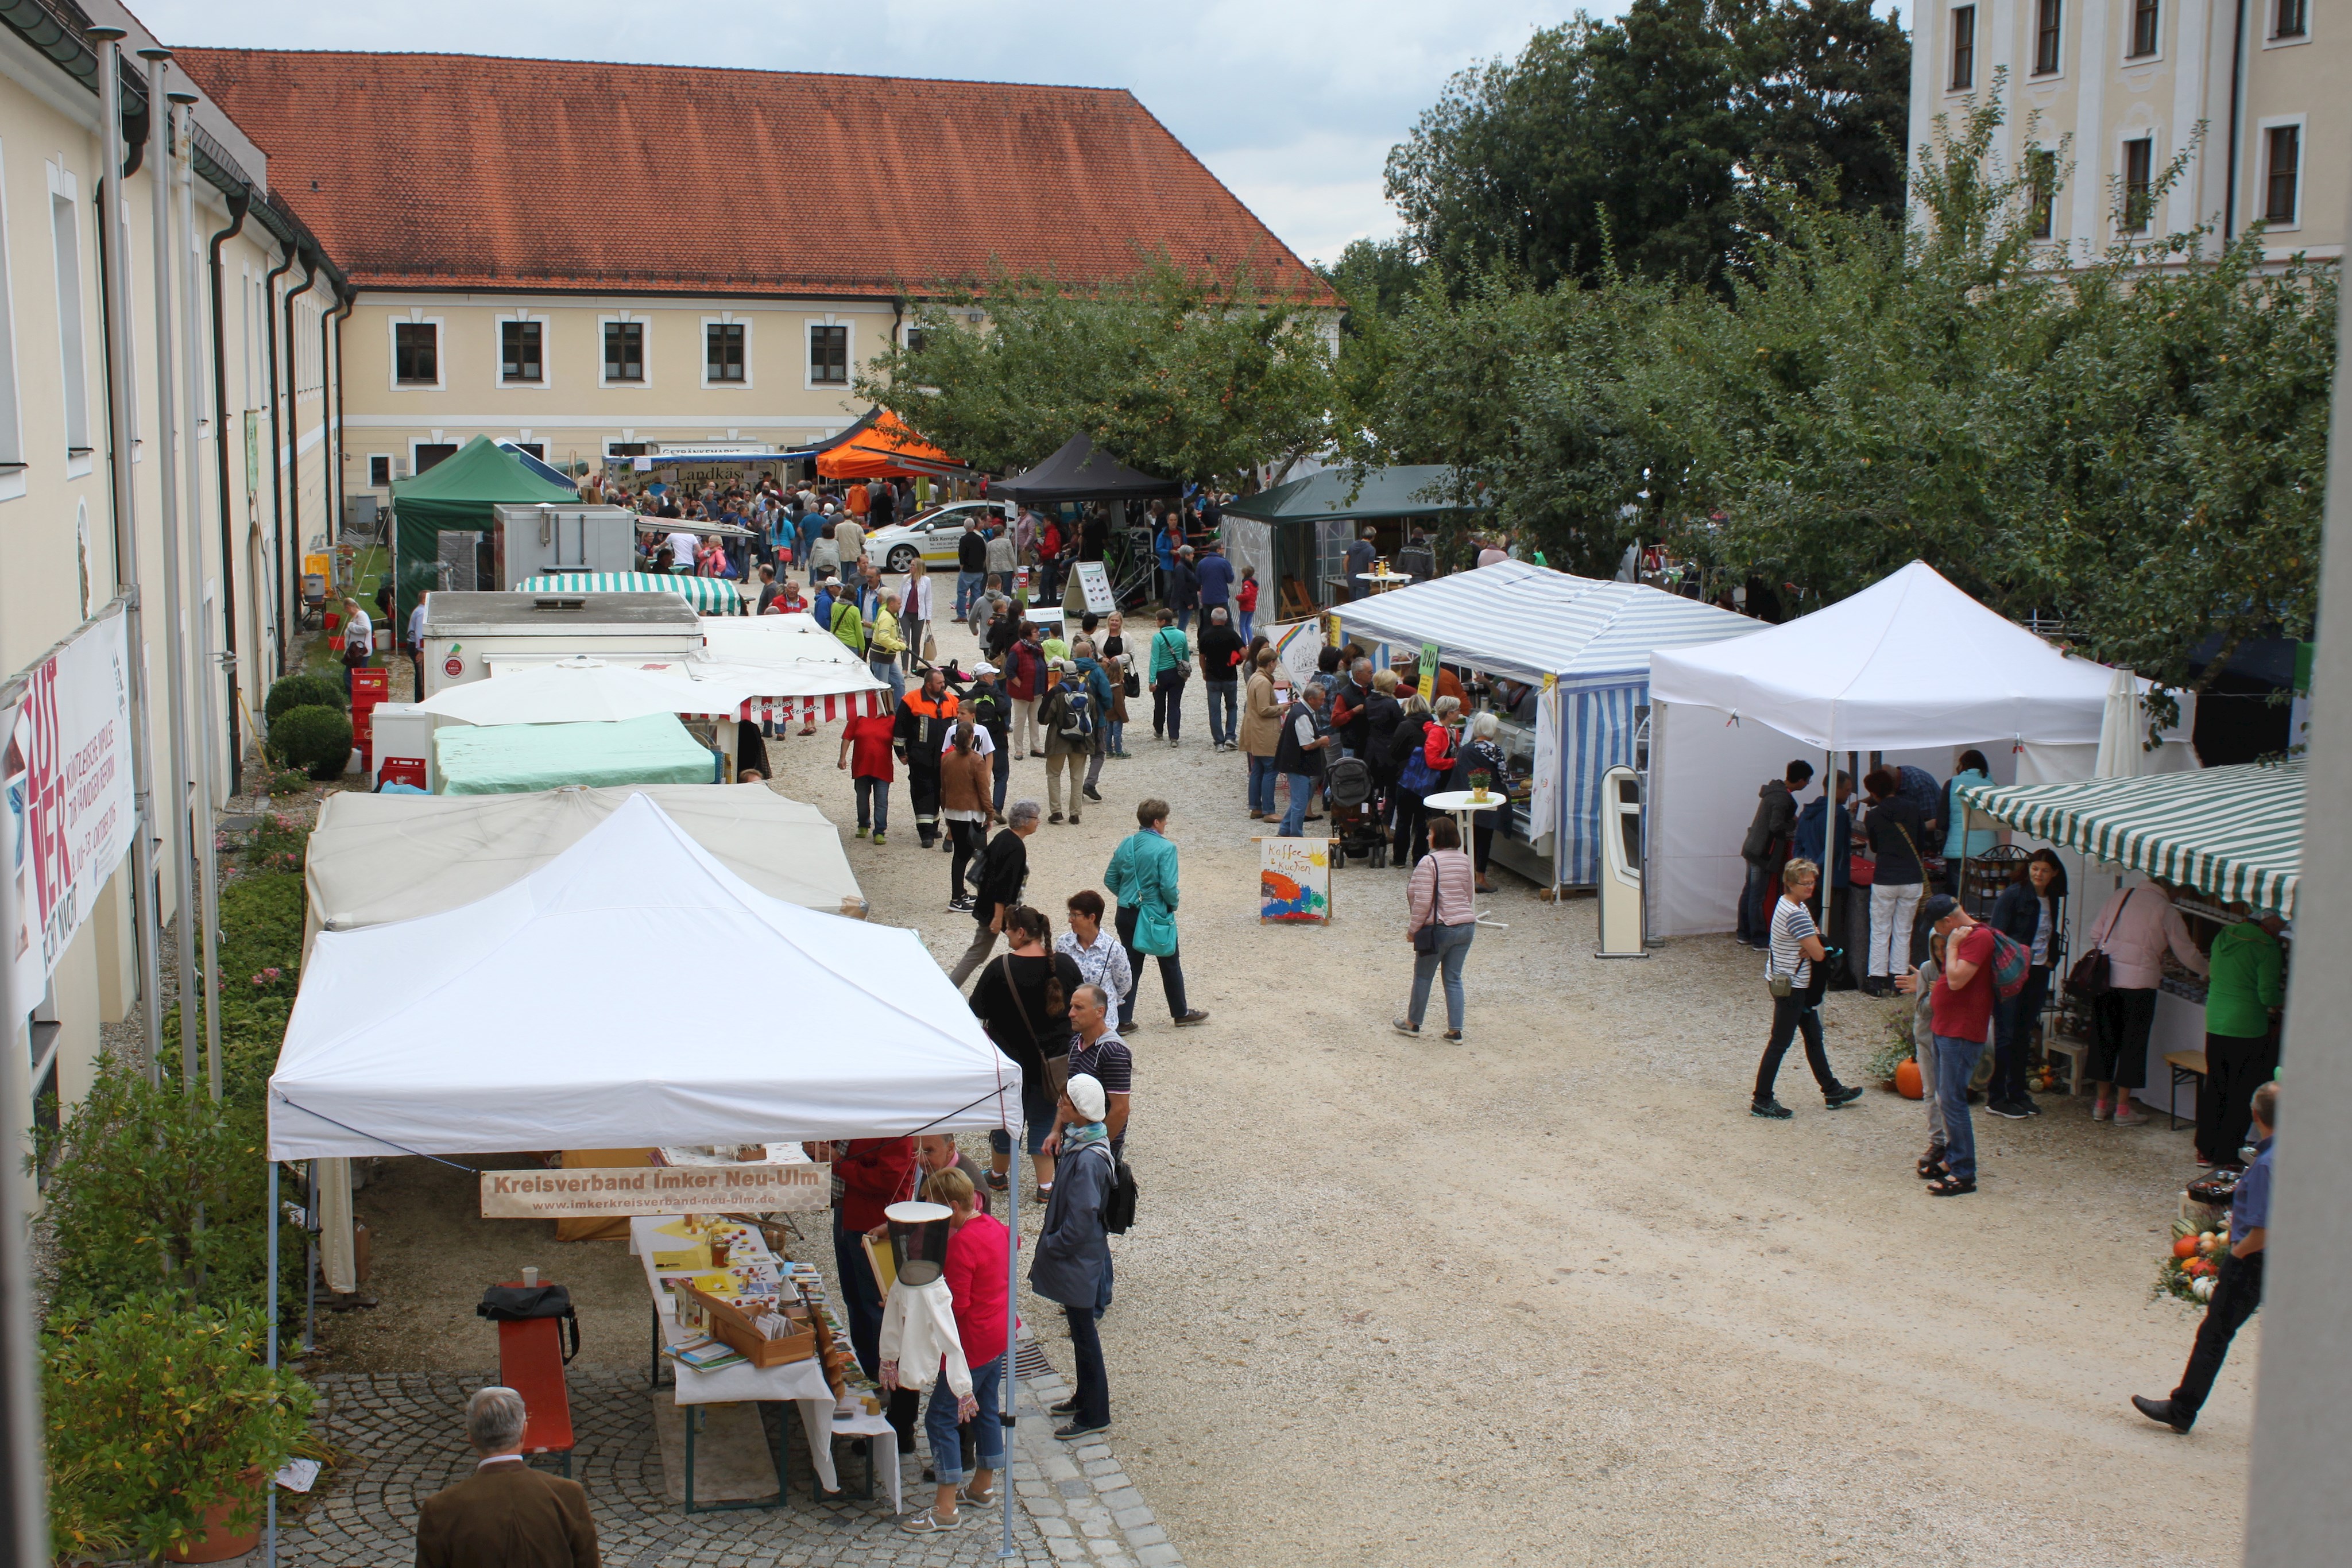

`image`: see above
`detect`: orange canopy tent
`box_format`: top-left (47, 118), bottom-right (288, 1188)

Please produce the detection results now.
top-left (815, 409), bottom-right (970, 481)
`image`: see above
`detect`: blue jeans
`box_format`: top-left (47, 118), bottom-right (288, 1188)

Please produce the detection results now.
top-left (956, 570), bottom-right (983, 620)
top-left (1205, 682), bottom-right (1237, 747)
top-left (1738, 860), bottom-right (1773, 944)
top-left (1108, 721), bottom-right (1125, 756)
top-left (1933, 1033), bottom-right (1985, 1181)
top-left (854, 777), bottom-right (889, 833)
top-left (1279, 773), bottom-right (1317, 836)
top-left (1177, 607), bottom-right (1193, 633)
top-left (1237, 610), bottom-right (1254, 642)
top-left (1409, 921), bottom-right (1475, 1030)
top-left (991, 743), bottom-right (1010, 811)
top-left (1248, 753), bottom-right (1279, 815)
top-left (870, 653), bottom-right (905, 706)
top-left (924, 1353), bottom-right (1005, 1485)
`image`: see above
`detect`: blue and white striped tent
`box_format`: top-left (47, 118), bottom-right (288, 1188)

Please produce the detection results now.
top-left (1334, 562), bottom-right (1761, 885)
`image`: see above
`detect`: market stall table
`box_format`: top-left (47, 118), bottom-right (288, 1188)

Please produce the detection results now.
top-left (1420, 788), bottom-right (1512, 927)
top-left (1353, 570), bottom-right (1415, 594)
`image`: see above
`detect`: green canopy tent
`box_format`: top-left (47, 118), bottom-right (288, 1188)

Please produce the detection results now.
top-left (434, 713), bottom-right (719, 795)
top-left (1220, 466), bottom-right (1471, 614)
top-left (392, 435), bottom-right (579, 622)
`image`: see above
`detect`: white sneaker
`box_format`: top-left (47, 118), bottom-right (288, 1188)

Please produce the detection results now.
top-left (2113, 1105), bottom-right (2150, 1126)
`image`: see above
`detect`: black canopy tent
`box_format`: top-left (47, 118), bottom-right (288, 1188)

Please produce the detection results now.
top-left (996, 434), bottom-right (1181, 502)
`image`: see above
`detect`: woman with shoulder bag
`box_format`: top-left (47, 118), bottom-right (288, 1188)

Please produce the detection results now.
top-left (1395, 816), bottom-right (1477, 1042)
top-left (1985, 849), bottom-right (2065, 1118)
top-left (966, 905), bottom-right (1081, 1199)
top-left (2081, 879), bottom-right (2207, 1125)
top-left (1750, 858), bottom-right (1866, 1118)
top-left (1860, 767), bottom-right (1928, 997)
top-left (1146, 609), bottom-right (1190, 746)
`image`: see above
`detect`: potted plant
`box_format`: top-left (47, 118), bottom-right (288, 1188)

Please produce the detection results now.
top-left (44, 1293), bottom-right (315, 1563)
top-left (1468, 768), bottom-right (1494, 802)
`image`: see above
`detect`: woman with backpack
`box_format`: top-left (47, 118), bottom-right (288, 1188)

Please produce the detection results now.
top-left (1031, 1073), bottom-right (1119, 1440)
top-left (1146, 609), bottom-right (1190, 747)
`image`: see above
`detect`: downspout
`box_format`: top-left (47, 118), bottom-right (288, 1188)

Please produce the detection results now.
top-left (323, 288), bottom-right (352, 545)
top-left (2223, 0), bottom-right (2247, 241)
top-left (282, 249), bottom-right (318, 662)
top-left (262, 242), bottom-right (296, 675)
top-left (206, 184), bottom-right (249, 792)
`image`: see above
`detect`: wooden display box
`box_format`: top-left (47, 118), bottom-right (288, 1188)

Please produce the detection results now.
top-left (680, 1281), bottom-right (814, 1368)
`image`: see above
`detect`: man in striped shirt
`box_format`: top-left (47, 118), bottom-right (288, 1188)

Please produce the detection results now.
top-left (1751, 858), bottom-right (1866, 1118)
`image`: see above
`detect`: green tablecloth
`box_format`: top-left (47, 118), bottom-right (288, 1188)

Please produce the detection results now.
top-left (435, 713), bottom-right (717, 795)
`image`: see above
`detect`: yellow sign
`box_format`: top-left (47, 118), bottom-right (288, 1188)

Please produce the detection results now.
top-left (479, 1163), bottom-right (829, 1219)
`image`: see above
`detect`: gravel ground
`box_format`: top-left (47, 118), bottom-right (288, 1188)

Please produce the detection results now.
top-left (326, 599), bottom-right (2247, 1566)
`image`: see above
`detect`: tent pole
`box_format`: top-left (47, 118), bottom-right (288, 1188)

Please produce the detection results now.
top-left (1000, 1160), bottom-right (1018, 1558)
top-left (266, 1156), bottom-right (279, 1567)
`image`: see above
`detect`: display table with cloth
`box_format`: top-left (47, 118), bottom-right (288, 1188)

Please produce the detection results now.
top-left (629, 1216), bottom-right (840, 1510)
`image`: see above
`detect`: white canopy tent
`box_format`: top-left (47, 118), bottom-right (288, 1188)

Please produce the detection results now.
top-left (301, 783), bottom-right (865, 958)
top-left (1643, 562), bottom-right (2193, 936)
top-left (634, 614), bottom-right (890, 726)
top-left (417, 655), bottom-right (753, 726)
top-left (1332, 562), bottom-right (1759, 884)
top-left (270, 793), bottom-right (1013, 1158)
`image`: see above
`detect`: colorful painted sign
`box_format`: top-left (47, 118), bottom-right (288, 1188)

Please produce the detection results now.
top-left (1259, 835), bottom-right (1332, 924)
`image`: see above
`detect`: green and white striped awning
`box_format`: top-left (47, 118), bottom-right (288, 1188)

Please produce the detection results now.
top-left (515, 572), bottom-right (748, 615)
top-left (1953, 760), bottom-right (2304, 917)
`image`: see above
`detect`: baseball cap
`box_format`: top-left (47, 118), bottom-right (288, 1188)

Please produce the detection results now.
top-left (972, 661), bottom-right (999, 676)
top-left (1918, 894), bottom-right (1962, 925)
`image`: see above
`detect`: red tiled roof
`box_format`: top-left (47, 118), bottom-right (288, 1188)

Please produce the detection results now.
top-left (173, 49), bottom-right (1335, 305)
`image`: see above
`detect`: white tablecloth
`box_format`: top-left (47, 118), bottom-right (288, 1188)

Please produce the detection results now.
top-left (630, 1215), bottom-right (841, 1492)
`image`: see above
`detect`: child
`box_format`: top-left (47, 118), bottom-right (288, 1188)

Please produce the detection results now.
top-left (838, 707), bottom-right (898, 844)
top-left (1236, 566), bottom-right (1260, 642)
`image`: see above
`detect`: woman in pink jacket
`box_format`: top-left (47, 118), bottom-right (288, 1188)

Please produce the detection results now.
top-left (1395, 816), bottom-right (1478, 1042)
top-left (2084, 880), bottom-right (2209, 1124)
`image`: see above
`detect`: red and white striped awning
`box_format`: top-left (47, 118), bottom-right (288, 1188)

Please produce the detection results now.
top-left (686, 690), bottom-right (892, 725)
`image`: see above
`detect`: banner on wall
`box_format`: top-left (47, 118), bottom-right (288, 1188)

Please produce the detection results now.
top-left (5, 599), bottom-right (137, 1013)
top-left (1264, 619), bottom-right (1324, 692)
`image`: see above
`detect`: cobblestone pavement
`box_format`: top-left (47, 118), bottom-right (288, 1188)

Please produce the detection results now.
top-left (253, 1348), bottom-right (1181, 1568)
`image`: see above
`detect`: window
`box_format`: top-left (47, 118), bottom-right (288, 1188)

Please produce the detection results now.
top-left (706, 322), bottom-right (746, 382)
top-left (1949, 6), bottom-right (1976, 88)
top-left (2028, 149), bottom-right (2058, 238)
top-left (2121, 137), bottom-right (2154, 232)
top-left (603, 320), bottom-right (643, 381)
top-left (2264, 125), bottom-right (2301, 224)
top-left (368, 454), bottom-right (392, 487)
top-left (904, 327), bottom-right (929, 358)
top-left (2130, 0), bottom-right (2160, 57)
top-left (413, 442), bottom-right (458, 474)
top-left (511, 442), bottom-right (546, 460)
top-left (49, 187), bottom-right (88, 455)
top-left (810, 323), bottom-right (848, 384)
top-left (2273, 0), bottom-right (2305, 37)
top-left (2034, 0), bottom-right (2063, 73)
top-left (499, 320), bottom-right (542, 384)
top-left (394, 321), bottom-right (438, 385)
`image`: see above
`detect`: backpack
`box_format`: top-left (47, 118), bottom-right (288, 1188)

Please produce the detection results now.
top-left (1100, 1147), bottom-right (1139, 1235)
top-left (1057, 684), bottom-right (1094, 740)
top-left (1984, 925), bottom-right (2030, 1000)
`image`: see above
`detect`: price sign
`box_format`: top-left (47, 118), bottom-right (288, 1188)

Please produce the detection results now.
top-left (1416, 642), bottom-right (1439, 704)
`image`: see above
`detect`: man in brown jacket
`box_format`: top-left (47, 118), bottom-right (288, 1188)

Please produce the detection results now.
top-left (1239, 649), bottom-right (1285, 820)
top-left (416, 1387), bottom-right (598, 1567)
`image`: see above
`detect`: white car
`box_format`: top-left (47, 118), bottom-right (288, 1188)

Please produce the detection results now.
top-left (862, 500), bottom-right (1013, 574)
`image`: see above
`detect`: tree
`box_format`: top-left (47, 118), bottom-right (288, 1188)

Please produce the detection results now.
top-left (1384, 0), bottom-right (1911, 293)
top-left (856, 257), bottom-right (1337, 484)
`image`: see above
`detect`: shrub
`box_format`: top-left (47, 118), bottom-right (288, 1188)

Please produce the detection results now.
top-left (264, 672), bottom-right (345, 723)
top-left (44, 1293), bottom-right (315, 1561)
top-left (268, 704), bottom-right (353, 780)
top-left (243, 811), bottom-right (313, 876)
top-left (265, 768), bottom-right (315, 797)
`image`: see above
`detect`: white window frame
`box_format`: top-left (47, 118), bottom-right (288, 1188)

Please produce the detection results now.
top-left (494, 309), bottom-right (551, 391)
top-left (2123, 0), bottom-right (2165, 63)
top-left (2029, 0), bottom-right (2066, 79)
top-left (1946, 3), bottom-right (1979, 92)
top-left (46, 160), bottom-right (91, 478)
top-left (804, 312), bottom-right (853, 390)
top-left (2025, 144), bottom-right (2063, 242)
top-left (2263, 0), bottom-right (2311, 46)
top-left (2115, 127), bottom-right (2163, 237)
top-left (2253, 114), bottom-right (2306, 231)
top-left (0, 138), bottom-right (24, 502)
top-left (702, 313), bottom-right (753, 390)
top-left (389, 307), bottom-right (446, 392)
top-left (599, 312), bottom-right (651, 389)
top-left (366, 451), bottom-right (394, 489)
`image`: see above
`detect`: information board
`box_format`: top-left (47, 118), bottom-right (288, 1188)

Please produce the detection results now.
top-left (481, 1162), bottom-right (830, 1219)
top-left (1073, 561), bottom-right (1118, 614)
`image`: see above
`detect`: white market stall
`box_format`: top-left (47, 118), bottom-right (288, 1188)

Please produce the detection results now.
top-left (1333, 560), bottom-right (1759, 885)
top-left (265, 796), bottom-right (1023, 1545)
top-left (416, 655), bottom-right (752, 726)
top-left (1643, 560), bottom-right (2195, 938)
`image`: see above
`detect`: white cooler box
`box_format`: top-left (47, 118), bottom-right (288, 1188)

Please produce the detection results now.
top-left (368, 703), bottom-right (439, 792)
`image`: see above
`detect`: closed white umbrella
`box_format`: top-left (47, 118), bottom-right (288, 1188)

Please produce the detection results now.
top-left (417, 656), bottom-right (748, 726)
top-left (2095, 666), bottom-right (2144, 780)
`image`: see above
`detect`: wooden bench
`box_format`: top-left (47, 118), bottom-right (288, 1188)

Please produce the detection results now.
top-left (2163, 1050), bottom-right (2208, 1132)
top-left (495, 1283), bottom-right (575, 1477)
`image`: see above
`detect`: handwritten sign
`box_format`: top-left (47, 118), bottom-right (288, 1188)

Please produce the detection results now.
top-left (480, 1163), bottom-right (829, 1219)
top-left (1417, 641), bottom-right (1440, 704)
top-left (1258, 835), bottom-right (1332, 924)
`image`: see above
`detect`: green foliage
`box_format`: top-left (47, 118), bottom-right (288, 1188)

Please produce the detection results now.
top-left (243, 810), bottom-right (314, 877)
top-left (1385, 0), bottom-right (1910, 292)
top-left (44, 1293), bottom-right (314, 1561)
top-left (268, 704), bottom-right (353, 780)
top-left (264, 672), bottom-right (345, 723)
top-left (857, 254), bottom-right (1338, 483)
top-left (264, 768), bottom-right (315, 797)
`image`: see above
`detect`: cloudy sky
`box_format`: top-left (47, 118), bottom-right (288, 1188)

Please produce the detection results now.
top-left (130, 0), bottom-right (1628, 267)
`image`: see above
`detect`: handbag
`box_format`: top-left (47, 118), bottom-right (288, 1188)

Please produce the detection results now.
top-left (923, 633), bottom-right (938, 663)
top-left (2065, 888), bottom-right (2133, 999)
top-left (996, 955), bottom-right (1073, 1084)
top-left (477, 1284), bottom-right (580, 1363)
top-left (1848, 853), bottom-right (1876, 886)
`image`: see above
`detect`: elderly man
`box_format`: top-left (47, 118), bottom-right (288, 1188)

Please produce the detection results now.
top-left (415, 1387), bottom-right (598, 1567)
top-left (1275, 681), bottom-right (1333, 838)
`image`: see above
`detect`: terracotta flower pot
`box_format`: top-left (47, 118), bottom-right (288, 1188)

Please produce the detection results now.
top-left (163, 1468), bottom-right (267, 1563)
top-left (1894, 1057), bottom-right (1925, 1100)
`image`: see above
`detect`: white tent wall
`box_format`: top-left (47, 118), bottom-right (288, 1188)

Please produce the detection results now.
top-left (1647, 701), bottom-right (1825, 936)
top-left (1223, 517), bottom-right (1276, 603)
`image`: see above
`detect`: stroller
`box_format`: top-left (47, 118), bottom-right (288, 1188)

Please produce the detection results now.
top-left (1324, 755), bottom-right (1388, 868)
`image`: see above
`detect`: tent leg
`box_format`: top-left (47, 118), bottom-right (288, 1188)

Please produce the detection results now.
top-left (1001, 1168), bottom-right (1018, 1559)
top-left (266, 1158), bottom-right (278, 1568)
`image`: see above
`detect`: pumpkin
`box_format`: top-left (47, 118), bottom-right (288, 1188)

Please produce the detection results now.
top-left (2172, 1235), bottom-right (2199, 1259)
top-left (1894, 1057), bottom-right (1924, 1099)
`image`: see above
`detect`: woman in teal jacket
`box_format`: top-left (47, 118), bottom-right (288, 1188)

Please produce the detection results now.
top-left (1102, 797), bottom-right (1209, 1032)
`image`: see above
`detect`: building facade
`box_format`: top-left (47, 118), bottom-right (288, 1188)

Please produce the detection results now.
top-left (1, 0), bottom-right (349, 1149)
top-left (1906, 0), bottom-right (2343, 263)
top-left (176, 49), bottom-right (1330, 498)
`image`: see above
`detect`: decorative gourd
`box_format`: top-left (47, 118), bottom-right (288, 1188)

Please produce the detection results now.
top-left (1894, 1057), bottom-right (1924, 1099)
